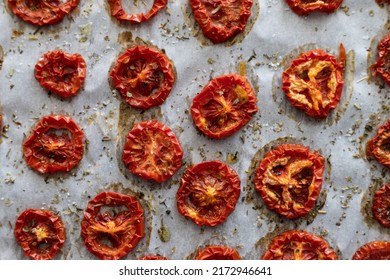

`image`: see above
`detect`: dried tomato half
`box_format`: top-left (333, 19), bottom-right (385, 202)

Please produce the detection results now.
top-left (138, 255), bottom-right (168, 260)
top-left (35, 50), bottom-right (86, 98)
top-left (372, 184), bottom-right (390, 228)
top-left (285, 0), bottom-right (343, 15)
top-left (176, 161), bottom-right (240, 227)
top-left (190, 0), bottom-right (253, 44)
top-left (81, 192), bottom-right (145, 260)
top-left (261, 230), bottom-right (338, 260)
top-left (14, 209), bottom-right (66, 260)
top-left (108, 0), bottom-right (167, 23)
top-left (191, 74), bottom-right (258, 139)
top-left (376, 0), bottom-right (390, 6)
top-left (372, 34), bottom-right (390, 86)
top-left (255, 144), bottom-right (325, 219)
top-left (352, 241), bottom-right (390, 260)
top-left (366, 119), bottom-right (390, 169)
top-left (196, 245), bottom-right (242, 260)
top-left (282, 44), bottom-right (346, 118)
top-left (8, 0), bottom-right (79, 26)
top-left (122, 120), bottom-right (183, 183)
top-left (23, 115), bottom-right (84, 174)
top-left (110, 46), bottom-right (175, 109)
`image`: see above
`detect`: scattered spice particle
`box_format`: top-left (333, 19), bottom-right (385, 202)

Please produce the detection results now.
top-left (158, 220), bottom-right (170, 243)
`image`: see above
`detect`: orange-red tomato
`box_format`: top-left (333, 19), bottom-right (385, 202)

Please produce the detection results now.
top-left (81, 192), bottom-right (145, 260)
top-left (176, 161), bottom-right (240, 226)
top-left (372, 184), bottom-right (390, 228)
top-left (196, 245), bottom-right (242, 260)
top-left (35, 50), bottom-right (86, 98)
top-left (122, 120), bottom-right (183, 183)
top-left (108, 0), bottom-right (167, 23)
top-left (8, 0), bottom-right (79, 26)
top-left (255, 144), bottom-right (325, 219)
top-left (366, 119), bottom-right (390, 169)
top-left (261, 230), bottom-right (338, 260)
top-left (14, 209), bottom-right (66, 260)
top-left (189, 0), bottom-right (253, 43)
top-left (372, 33), bottom-right (390, 86)
top-left (352, 241), bottom-right (390, 260)
top-left (282, 44), bottom-right (346, 118)
top-left (110, 46), bottom-right (175, 109)
top-left (285, 0), bottom-right (343, 15)
top-left (23, 115), bottom-right (84, 174)
top-left (191, 74), bottom-right (258, 139)
top-left (138, 255), bottom-right (168, 260)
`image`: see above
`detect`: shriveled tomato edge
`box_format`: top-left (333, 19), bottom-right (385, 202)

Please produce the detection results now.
top-left (110, 45), bottom-right (175, 109)
top-left (81, 192), bottom-right (145, 260)
top-left (282, 44), bottom-right (345, 118)
top-left (372, 34), bottom-right (390, 86)
top-left (196, 245), bottom-right (242, 260)
top-left (366, 119), bottom-right (390, 169)
top-left (35, 50), bottom-right (87, 98)
top-left (23, 115), bottom-right (85, 174)
top-left (191, 74), bottom-right (258, 139)
top-left (189, 0), bottom-right (253, 44)
top-left (108, 0), bottom-right (167, 23)
top-left (372, 184), bottom-right (390, 228)
top-left (8, 0), bottom-right (80, 26)
top-left (352, 241), bottom-right (390, 260)
top-left (176, 160), bottom-right (241, 227)
top-left (254, 143), bottom-right (325, 219)
top-left (261, 230), bottom-right (338, 260)
top-left (14, 209), bottom-right (66, 260)
top-left (138, 255), bottom-right (168, 260)
top-left (285, 0), bottom-right (343, 15)
top-left (122, 120), bottom-right (183, 183)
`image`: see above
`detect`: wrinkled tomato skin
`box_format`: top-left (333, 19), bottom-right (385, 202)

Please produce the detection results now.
top-left (196, 245), bottom-right (242, 260)
top-left (81, 192), bottom-right (145, 260)
top-left (352, 241), bottom-right (390, 260)
top-left (285, 0), bottom-right (343, 15)
top-left (138, 255), bottom-right (168, 260)
top-left (108, 0), bottom-right (167, 23)
top-left (14, 209), bottom-right (66, 260)
top-left (261, 230), bottom-right (338, 260)
top-left (255, 143), bottom-right (325, 219)
top-left (8, 0), bottom-right (80, 26)
top-left (176, 161), bottom-right (241, 227)
top-left (35, 50), bottom-right (87, 98)
top-left (191, 74), bottom-right (258, 139)
top-left (282, 44), bottom-right (346, 118)
top-left (190, 0), bottom-right (253, 43)
top-left (372, 185), bottom-right (390, 228)
top-left (372, 34), bottom-right (390, 86)
top-left (122, 120), bottom-right (183, 183)
top-left (23, 115), bottom-right (84, 174)
top-left (110, 46), bottom-right (175, 109)
top-left (366, 119), bottom-right (390, 169)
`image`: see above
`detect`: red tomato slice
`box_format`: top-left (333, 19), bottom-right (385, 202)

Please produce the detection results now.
top-left (23, 115), bottom-right (84, 174)
top-left (255, 144), bottom-right (325, 219)
top-left (372, 184), bottom-right (390, 228)
top-left (261, 230), bottom-right (338, 260)
top-left (138, 255), bottom-right (168, 260)
top-left (189, 0), bottom-right (253, 43)
top-left (352, 241), bottom-right (390, 260)
top-left (14, 209), bottom-right (66, 260)
top-left (282, 44), bottom-right (346, 118)
top-left (8, 0), bottom-right (80, 26)
top-left (366, 119), bottom-right (390, 169)
top-left (122, 120), bottom-right (183, 183)
top-left (285, 0), bottom-right (343, 15)
top-left (191, 74), bottom-right (258, 139)
top-left (81, 192), bottom-right (145, 260)
top-left (196, 245), bottom-right (242, 260)
top-left (372, 33), bottom-right (390, 86)
top-left (35, 50), bottom-right (87, 98)
top-left (108, 0), bottom-right (167, 23)
top-left (176, 161), bottom-right (241, 227)
top-left (110, 46), bottom-right (175, 109)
